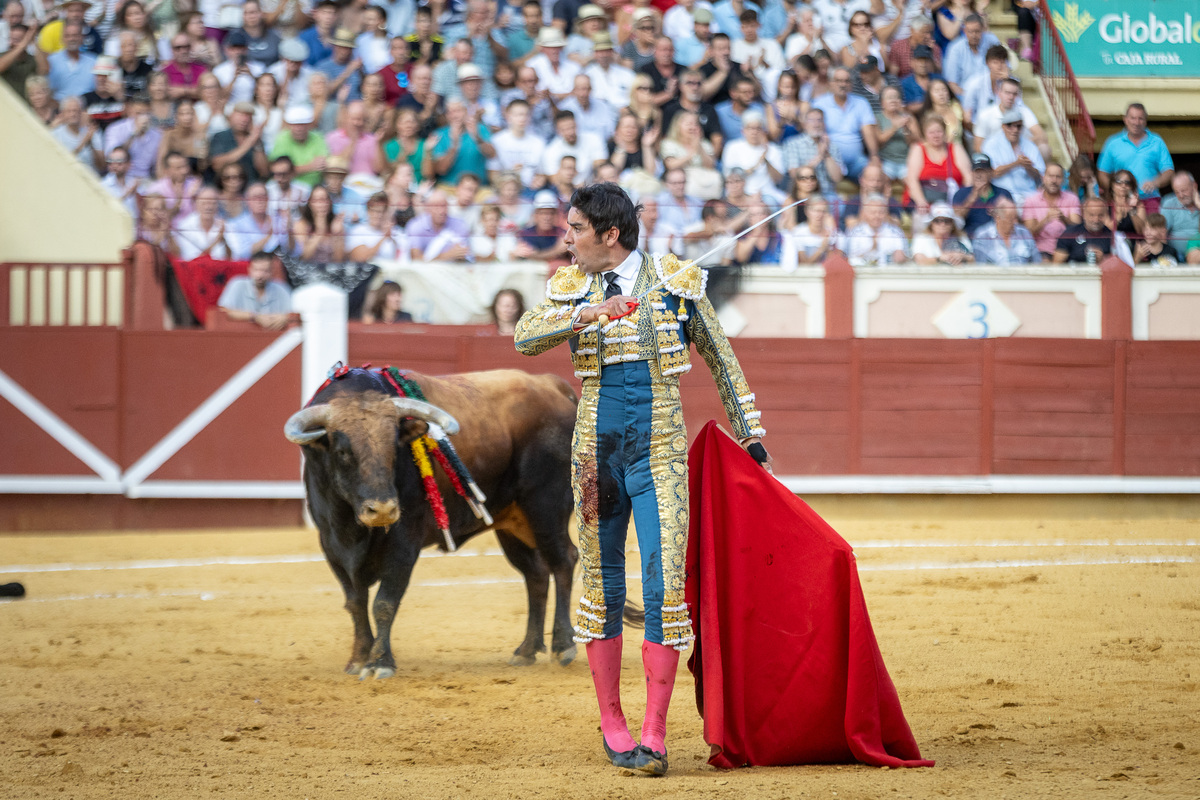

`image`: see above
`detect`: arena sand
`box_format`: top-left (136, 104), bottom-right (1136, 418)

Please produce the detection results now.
top-left (1, 496), bottom-right (1198, 799)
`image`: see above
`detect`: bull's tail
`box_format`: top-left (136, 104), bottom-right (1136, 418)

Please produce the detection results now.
top-left (622, 601), bottom-right (645, 628)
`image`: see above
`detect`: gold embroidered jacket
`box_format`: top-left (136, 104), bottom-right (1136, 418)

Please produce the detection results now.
top-left (514, 251), bottom-right (766, 440)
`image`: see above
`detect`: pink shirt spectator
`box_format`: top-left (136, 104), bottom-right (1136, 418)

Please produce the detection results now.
top-left (325, 130), bottom-right (380, 175)
top-left (162, 61), bottom-right (207, 90)
top-left (147, 176), bottom-right (203, 222)
top-left (1022, 190), bottom-right (1082, 255)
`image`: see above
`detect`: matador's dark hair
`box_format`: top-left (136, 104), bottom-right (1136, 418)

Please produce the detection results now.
top-left (569, 182), bottom-right (642, 252)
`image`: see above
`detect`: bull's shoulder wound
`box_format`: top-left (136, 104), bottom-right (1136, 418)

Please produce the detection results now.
top-left (546, 265), bottom-right (592, 301)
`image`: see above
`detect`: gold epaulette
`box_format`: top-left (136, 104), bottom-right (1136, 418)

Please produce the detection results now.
top-left (546, 265), bottom-right (592, 301)
top-left (653, 253), bottom-right (707, 301)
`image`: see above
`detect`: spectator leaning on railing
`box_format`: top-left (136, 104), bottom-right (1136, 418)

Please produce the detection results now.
top-left (1162, 172), bottom-right (1199, 254)
top-left (218, 250), bottom-right (292, 328)
top-left (972, 196), bottom-right (1039, 265)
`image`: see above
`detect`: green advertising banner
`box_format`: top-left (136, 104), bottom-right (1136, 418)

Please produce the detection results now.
top-left (1047, 0), bottom-right (1200, 76)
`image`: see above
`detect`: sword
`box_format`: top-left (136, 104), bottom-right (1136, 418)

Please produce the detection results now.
top-left (597, 198), bottom-right (807, 326)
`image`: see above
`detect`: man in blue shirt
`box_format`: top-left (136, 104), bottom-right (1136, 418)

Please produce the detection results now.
top-left (299, 0), bottom-right (338, 66)
top-left (901, 44), bottom-right (941, 112)
top-left (952, 153), bottom-right (1013, 236)
top-left (941, 14), bottom-right (1000, 97)
top-left (812, 66), bottom-right (878, 180)
top-left (1097, 103), bottom-right (1175, 213)
top-left (714, 76), bottom-right (763, 141)
top-left (711, 0), bottom-right (762, 40)
top-left (47, 22), bottom-right (95, 101)
top-left (314, 27), bottom-right (363, 100)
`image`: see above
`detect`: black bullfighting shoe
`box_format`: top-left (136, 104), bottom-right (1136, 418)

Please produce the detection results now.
top-left (602, 737), bottom-right (640, 769)
top-left (632, 744), bottom-right (668, 776)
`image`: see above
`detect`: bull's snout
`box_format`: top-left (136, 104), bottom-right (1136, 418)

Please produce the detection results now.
top-left (358, 498), bottom-right (400, 528)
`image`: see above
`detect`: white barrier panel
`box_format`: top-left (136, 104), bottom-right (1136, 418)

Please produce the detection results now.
top-left (293, 283), bottom-right (349, 404)
top-left (853, 264), bottom-right (1103, 339)
top-left (1131, 265), bottom-right (1200, 340)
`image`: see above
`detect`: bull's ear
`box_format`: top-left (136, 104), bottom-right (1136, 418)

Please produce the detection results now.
top-left (397, 418), bottom-right (429, 446)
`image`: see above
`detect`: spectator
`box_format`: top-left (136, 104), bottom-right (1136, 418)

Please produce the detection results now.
top-left (483, 98), bottom-right (541, 187)
top-left (952, 153), bottom-right (1012, 236)
top-left (25, 75), bottom-right (60, 125)
top-left (499, 65), bottom-right (553, 140)
top-left (662, 0), bottom-right (707, 43)
top-left (698, 32), bottom-right (752, 106)
top-left (661, 111), bottom-right (722, 199)
top-left (448, 171), bottom-right (482, 229)
top-left (720, 111), bottom-right (783, 202)
top-left (841, 162), bottom-right (901, 230)
top-left (984, 107), bottom-right (1041, 205)
top-left (1053, 197), bottom-right (1113, 264)
top-left (156, 98), bottom-right (208, 177)
top-left (100, 0), bottom-right (160, 62)
top-left (913, 202), bottom-right (974, 265)
top-left (212, 30), bottom-right (261, 106)
top-left (38, 0), bottom-right (101, 55)
top-left (559, 73), bottom-right (614, 142)
top-left (528, 26), bottom-right (578, 101)
top-left (941, 14), bottom-right (999, 98)
top-left (732, 9), bottom-right (782, 85)
top-left (1133, 214), bottom-right (1181, 266)
top-left (890, 17), bottom-right (941, 80)
top-left (512, 190), bottom-right (568, 262)
top-left (148, 149), bottom-right (201, 220)
top-left (490, 288), bottom-right (525, 335)
top-left (780, 165), bottom-right (821, 229)
top-left (662, 68), bottom-right (724, 157)
top-left (271, 104), bottom-right (328, 186)
top-left (429, 97), bottom-right (495, 186)
top-left (138, 193), bottom-right (176, 253)
top-left (192, 71), bottom-right (227, 134)
top-left (1097, 103), bottom-right (1174, 212)
top-left (783, 194), bottom-right (837, 267)
top-left (298, 0), bottom-right (338, 66)
top-left (904, 114), bottom-right (969, 214)
top-left (933, 0), bottom-right (990, 51)
top-left (782, 6), bottom-right (822, 61)
top-left (919, 77), bottom-right (964, 144)
top-left (82, 57), bottom-right (125, 131)
top-left (216, 162), bottom-right (248, 219)
top-left (1022, 162), bottom-right (1082, 260)
top-left (431, 37), bottom-right (472, 99)
top-left (160, 32), bottom-right (205, 101)
top-left (900, 43), bottom-right (940, 113)
top-left (876, 85), bottom-right (916, 183)
top-left (680, 198), bottom-right (732, 262)
top-left (764, 69), bottom-right (802, 143)
top-left (783, 107), bottom-right (845, 198)
top-left (406, 189), bottom-right (471, 261)
top-left (959, 43), bottom-right (1007, 124)
top-left (838, 9), bottom-right (885, 72)
top-left (621, 8), bottom-right (658, 71)
top-left (209, 101), bottom-right (268, 183)
top-left (494, 172), bottom-right (531, 230)
top-left (1068, 152), bottom-right (1102, 202)
top-left (174, 186), bottom-right (231, 260)
top-left (584, 32), bottom-right (635, 113)
top-left (565, 3), bottom-right (605, 66)
top-left (374, 34), bottom-right (409, 105)
top-left (721, 167), bottom-right (758, 217)
top-left (540, 109), bottom-right (605, 186)
top-left (363, 280), bottom-right (414, 323)
top-left (146, 71), bottom-right (176, 128)
top-left (218, 250), bottom-right (292, 328)
top-left (471, 204), bottom-right (517, 261)
top-left (971, 77), bottom-right (1046, 157)
top-left (102, 145), bottom-right (140, 218)
top-left (114, 30), bottom-right (154, 97)
top-left (248, 73), bottom-right (284, 150)
top-left (714, 76), bottom-right (762, 142)
top-left (404, 5), bottom-right (443, 66)
top-left (314, 27), bottom-right (363, 101)
top-left (506, 1), bottom-right (543, 65)
top-left (320, 156), bottom-right (365, 223)
top-left (656, 166), bottom-right (703, 232)
top-left (178, 12), bottom-right (220, 67)
top-left (238, 0), bottom-right (281, 65)
top-left (1186, 241), bottom-right (1200, 265)
top-left (268, 37), bottom-right (312, 105)
top-left (47, 21), bottom-right (95, 101)
top-left (851, 55), bottom-right (899, 116)
top-left (348, 191), bottom-right (407, 261)
top-left (227, 182), bottom-right (287, 259)
top-left (103, 94), bottom-right (161, 178)
top-left (812, 66), bottom-right (878, 180)
top-left (291, 184), bottom-right (346, 260)
top-left (672, 5), bottom-right (713, 69)
top-left (843, 193), bottom-right (908, 266)
top-left (636, 195), bottom-right (677, 254)
top-left (457, 63), bottom-right (501, 130)
top-left (606, 110), bottom-right (656, 179)
top-left (266, 154), bottom-right (310, 223)
top-left (1162, 172), bottom-right (1199, 253)
top-left (354, 4), bottom-right (390, 74)
top-left (52, 94), bottom-right (103, 171)
top-left (326, 99), bottom-right (380, 176)
top-left (546, 155), bottom-right (578, 202)
top-left (733, 200), bottom-right (782, 264)
top-left (972, 195), bottom-right (1039, 264)
top-left (1109, 168), bottom-right (1148, 240)
top-left (625, 73), bottom-right (663, 133)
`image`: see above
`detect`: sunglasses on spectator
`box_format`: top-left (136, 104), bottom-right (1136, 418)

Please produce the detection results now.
top-left (1003, 121), bottom-right (1023, 128)
top-left (682, 79), bottom-right (701, 85)
top-left (1115, 178), bottom-right (1135, 185)
top-left (173, 42), bottom-right (190, 49)
top-left (636, 24), bottom-right (654, 30)
top-left (797, 173), bottom-right (817, 180)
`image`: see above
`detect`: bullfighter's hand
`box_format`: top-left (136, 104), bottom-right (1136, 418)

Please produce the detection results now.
top-left (577, 295), bottom-right (636, 325)
top-left (741, 436), bottom-right (774, 473)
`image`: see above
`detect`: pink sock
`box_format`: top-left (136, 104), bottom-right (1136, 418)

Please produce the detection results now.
top-left (640, 639), bottom-right (679, 754)
top-left (586, 635), bottom-right (638, 753)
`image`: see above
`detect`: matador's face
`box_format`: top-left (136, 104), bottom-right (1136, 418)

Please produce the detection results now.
top-left (564, 207), bottom-right (614, 274)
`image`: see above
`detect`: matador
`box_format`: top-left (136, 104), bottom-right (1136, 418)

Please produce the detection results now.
top-left (514, 183), bottom-right (771, 776)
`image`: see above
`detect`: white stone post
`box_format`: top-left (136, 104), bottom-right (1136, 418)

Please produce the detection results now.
top-left (291, 283), bottom-right (349, 406)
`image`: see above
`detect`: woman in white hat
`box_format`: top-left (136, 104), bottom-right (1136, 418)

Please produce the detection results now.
top-left (912, 202), bottom-right (974, 266)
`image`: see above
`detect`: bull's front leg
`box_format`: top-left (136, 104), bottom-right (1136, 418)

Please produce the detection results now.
top-left (327, 559), bottom-right (374, 675)
top-left (361, 534), bottom-right (422, 680)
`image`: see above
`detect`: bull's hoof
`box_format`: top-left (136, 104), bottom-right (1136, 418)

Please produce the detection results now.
top-left (358, 665), bottom-right (397, 680)
top-left (508, 652), bottom-right (537, 667)
top-left (345, 662), bottom-right (364, 675)
top-left (553, 644), bottom-right (577, 667)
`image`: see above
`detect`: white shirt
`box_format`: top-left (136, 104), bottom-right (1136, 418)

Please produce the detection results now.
top-left (584, 62), bottom-right (635, 113)
top-left (558, 96), bottom-right (616, 142)
top-left (488, 129), bottom-right (546, 184)
top-left (347, 222), bottom-right (408, 261)
top-left (841, 220), bottom-right (907, 265)
top-left (541, 131), bottom-right (607, 184)
top-left (721, 139), bottom-right (784, 201)
top-left (173, 213), bottom-right (230, 260)
top-left (267, 62), bottom-right (314, 106)
top-left (663, 2), bottom-right (714, 41)
top-left (527, 53), bottom-right (580, 97)
top-left (212, 59), bottom-right (264, 105)
top-left (599, 247), bottom-right (644, 296)
top-left (227, 213), bottom-right (287, 260)
top-left (102, 173), bottom-right (140, 221)
top-left (355, 33), bottom-right (392, 74)
top-left (972, 102), bottom-right (1039, 147)
top-left (267, 180), bottom-right (310, 224)
top-left (731, 37), bottom-right (785, 83)
top-left (811, 0), bottom-right (872, 52)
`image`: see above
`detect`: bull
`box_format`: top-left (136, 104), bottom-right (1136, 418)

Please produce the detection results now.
top-left (284, 367), bottom-right (579, 678)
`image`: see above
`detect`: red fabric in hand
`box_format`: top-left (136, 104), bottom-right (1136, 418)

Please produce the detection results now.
top-left (684, 421), bottom-right (934, 769)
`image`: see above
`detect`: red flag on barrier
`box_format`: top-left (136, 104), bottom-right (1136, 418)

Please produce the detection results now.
top-left (685, 421), bottom-right (934, 769)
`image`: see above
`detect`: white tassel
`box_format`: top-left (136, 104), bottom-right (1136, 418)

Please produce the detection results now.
top-left (738, 393), bottom-right (756, 404)
top-left (744, 410), bottom-right (762, 420)
top-left (575, 347), bottom-right (597, 355)
top-left (662, 364), bottom-right (692, 375)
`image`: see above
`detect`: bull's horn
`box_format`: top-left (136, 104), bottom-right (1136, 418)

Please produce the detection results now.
top-left (391, 397), bottom-right (460, 435)
top-left (284, 404), bottom-right (332, 444)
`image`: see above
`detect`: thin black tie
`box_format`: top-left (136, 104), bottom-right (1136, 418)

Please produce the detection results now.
top-left (604, 273), bottom-right (621, 299)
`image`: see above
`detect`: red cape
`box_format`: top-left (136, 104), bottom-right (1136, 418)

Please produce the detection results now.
top-left (685, 421), bottom-right (934, 769)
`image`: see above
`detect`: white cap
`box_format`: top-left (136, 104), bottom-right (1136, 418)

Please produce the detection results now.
top-left (533, 190), bottom-right (559, 210)
top-left (283, 105), bottom-right (315, 125)
top-left (457, 64), bottom-right (483, 82)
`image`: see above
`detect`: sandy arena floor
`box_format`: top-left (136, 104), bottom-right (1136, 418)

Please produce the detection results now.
top-left (1, 498), bottom-right (1198, 799)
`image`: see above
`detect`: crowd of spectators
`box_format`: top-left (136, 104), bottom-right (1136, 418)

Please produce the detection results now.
top-left (4, 0), bottom-right (1200, 283)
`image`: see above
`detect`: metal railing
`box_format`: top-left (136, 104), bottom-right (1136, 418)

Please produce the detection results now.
top-left (1035, 0), bottom-right (1096, 162)
top-left (3, 263), bottom-right (128, 327)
